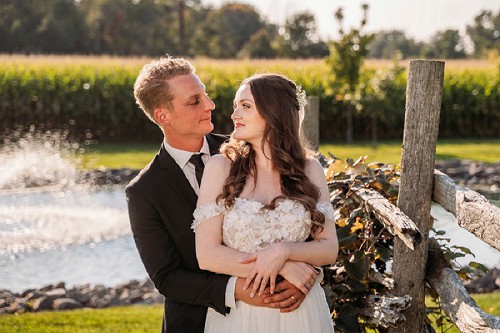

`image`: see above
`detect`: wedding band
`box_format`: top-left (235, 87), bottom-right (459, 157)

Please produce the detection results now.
top-left (290, 296), bottom-right (296, 302)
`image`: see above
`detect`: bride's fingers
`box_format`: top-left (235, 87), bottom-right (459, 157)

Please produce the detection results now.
top-left (243, 272), bottom-right (256, 291)
top-left (258, 276), bottom-right (268, 296)
top-left (238, 254), bottom-right (257, 264)
top-left (250, 275), bottom-right (263, 298)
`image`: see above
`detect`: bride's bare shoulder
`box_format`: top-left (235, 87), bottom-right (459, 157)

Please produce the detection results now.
top-left (305, 156), bottom-right (324, 174)
top-left (198, 154), bottom-right (232, 203)
top-left (206, 154), bottom-right (231, 170)
top-left (304, 157), bottom-right (328, 187)
top-left (203, 154), bottom-right (231, 180)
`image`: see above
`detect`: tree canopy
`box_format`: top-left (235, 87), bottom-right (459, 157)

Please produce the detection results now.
top-left (0, 0), bottom-right (497, 59)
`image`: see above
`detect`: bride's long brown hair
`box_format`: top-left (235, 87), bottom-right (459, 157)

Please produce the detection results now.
top-left (218, 74), bottom-right (326, 235)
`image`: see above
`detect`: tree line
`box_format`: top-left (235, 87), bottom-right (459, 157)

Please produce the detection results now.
top-left (0, 0), bottom-right (498, 59)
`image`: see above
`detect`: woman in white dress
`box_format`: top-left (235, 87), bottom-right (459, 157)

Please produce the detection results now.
top-left (192, 73), bottom-right (338, 332)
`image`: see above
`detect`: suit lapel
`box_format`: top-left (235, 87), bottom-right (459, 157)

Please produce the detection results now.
top-left (158, 135), bottom-right (226, 207)
top-left (158, 144), bottom-right (197, 208)
top-left (206, 133), bottom-right (226, 155)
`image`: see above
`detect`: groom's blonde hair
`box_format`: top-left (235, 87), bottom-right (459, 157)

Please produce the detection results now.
top-left (133, 56), bottom-right (195, 123)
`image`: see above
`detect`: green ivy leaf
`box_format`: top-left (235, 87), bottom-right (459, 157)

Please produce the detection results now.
top-left (451, 246), bottom-right (475, 257)
top-left (344, 252), bottom-right (370, 282)
top-left (336, 304), bottom-right (361, 333)
top-left (443, 252), bottom-right (466, 260)
top-left (375, 173), bottom-right (390, 192)
top-left (469, 261), bottom-right (489, 273)
top-left (337, 226), bottom-right (359, 249)
top-left (375, 244), bottom-right (391, 262)
top-left (434, 230), bottom-right (446, 236)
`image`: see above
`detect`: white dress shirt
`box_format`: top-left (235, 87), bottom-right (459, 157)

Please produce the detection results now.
top-left (163, 138), bottom-right (238, 308)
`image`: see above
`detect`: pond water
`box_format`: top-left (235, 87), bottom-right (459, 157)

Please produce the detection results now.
top-left (0, 187), bottom-right (148, 293)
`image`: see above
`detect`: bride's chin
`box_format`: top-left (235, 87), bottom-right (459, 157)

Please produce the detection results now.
top-left (232, 132), bottom-right (244, 141)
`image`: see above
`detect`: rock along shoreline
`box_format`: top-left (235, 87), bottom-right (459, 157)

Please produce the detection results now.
top-left (0, 279), bottom-right (164, 315)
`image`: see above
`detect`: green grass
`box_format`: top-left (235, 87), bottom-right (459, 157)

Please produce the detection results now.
top-left (320, 139), bottom-right (500, 165)
top-left (2, 294), bottom-right (498, 332)
top-left (79, 143), bottom-right (159, 170)
top-left (0, 305), bottom-right (163, 333)
top-left (79, 139), bottom-right (500, 169)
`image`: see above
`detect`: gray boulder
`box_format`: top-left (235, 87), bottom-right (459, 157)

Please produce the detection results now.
top-left (52, 298), bottom-right (83, 310)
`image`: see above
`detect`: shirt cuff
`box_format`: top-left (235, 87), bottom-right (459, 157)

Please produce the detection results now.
top-left (225, 276), bottom-right (238, 308)
top-left (314, 266), bottom-right (324, 283)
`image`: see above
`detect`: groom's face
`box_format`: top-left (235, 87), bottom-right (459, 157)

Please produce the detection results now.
top-left (163, 73), bottom-right (215, 140)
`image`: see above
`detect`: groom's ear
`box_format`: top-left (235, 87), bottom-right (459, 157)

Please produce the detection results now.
top-left (154, 107), bottom-right (169, 125)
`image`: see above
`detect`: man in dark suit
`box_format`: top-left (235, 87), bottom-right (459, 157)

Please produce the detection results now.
top-left (126, 57), bottom-right (315, 333)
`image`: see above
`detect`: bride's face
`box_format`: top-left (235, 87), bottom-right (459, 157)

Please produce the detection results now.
top-left (231, 84), bottom-right (266, 143)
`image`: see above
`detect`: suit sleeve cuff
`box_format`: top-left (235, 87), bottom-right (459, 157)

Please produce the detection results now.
top-left (225, 276), bottom-right (238, 308)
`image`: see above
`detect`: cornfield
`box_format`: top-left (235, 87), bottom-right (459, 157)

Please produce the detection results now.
top-left (0, 55), bottom-right (498, 142)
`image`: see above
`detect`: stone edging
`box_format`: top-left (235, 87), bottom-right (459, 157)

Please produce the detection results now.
top-left (0, 279), bottom-right (163, 315)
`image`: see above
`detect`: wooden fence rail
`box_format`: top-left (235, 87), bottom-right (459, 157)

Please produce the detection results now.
top-left (351, 186), bottom-right (422, 250)
top-left (433, 170), bottom-right (500, 250)
top-left (427, 238), bottom-right (500, 333)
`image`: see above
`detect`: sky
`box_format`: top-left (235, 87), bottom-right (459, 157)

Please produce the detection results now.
top-left (203, 0), bottom-right (499, 43)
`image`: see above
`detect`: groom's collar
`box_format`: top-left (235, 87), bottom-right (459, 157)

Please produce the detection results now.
top-left (162, 137), bottom-right (210, 169)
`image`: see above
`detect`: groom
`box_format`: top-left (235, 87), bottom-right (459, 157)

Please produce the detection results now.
top-left (126, 56), bottom-right (313, 333)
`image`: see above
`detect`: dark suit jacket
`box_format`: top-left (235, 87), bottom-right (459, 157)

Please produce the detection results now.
top-left (126, 133), bottom-right (229, 333)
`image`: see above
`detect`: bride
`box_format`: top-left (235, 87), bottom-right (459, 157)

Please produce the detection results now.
top-left (192, 73), bottom-right (338, 332)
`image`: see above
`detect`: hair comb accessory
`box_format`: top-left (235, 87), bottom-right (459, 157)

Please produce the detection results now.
top-left (296, 85), bottom-right (307, 125)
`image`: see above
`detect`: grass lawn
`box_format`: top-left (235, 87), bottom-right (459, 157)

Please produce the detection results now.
top-left (79, 139), bottom-right (500, 169)
top-left (0, 305), bottom-right (163, 333)
top-left (79, 143), bottom-right (159, 170)
top-left (1, 294), bottom-right (498, 332)
top-left (321, 138), bottom-right (500, 165)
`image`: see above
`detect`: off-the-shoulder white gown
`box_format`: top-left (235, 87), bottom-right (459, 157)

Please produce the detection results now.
top-left (192, 198), bottom-right (335, 333)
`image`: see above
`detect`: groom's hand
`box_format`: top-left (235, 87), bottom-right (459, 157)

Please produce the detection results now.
top-left (234, 277), bottom-right (275, 308)
top-left (263, 279), bottom-right (306, 313)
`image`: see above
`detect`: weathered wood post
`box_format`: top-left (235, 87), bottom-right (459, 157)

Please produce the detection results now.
top-left (302, 96), bottom-right (320, 149)
top-left (388, 60), bottom-right (445, 333)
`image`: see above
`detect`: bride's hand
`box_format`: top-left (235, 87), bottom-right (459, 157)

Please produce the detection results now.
top-left (279, 261), bottom-right (318, 295)
top-left (239, 243), bottom-right (289, 297)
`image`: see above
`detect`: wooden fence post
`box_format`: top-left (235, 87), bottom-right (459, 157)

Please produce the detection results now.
top-left (388, 60), bottom-right (445, 333)
top-left (302, 96), bottom-right (320, 149)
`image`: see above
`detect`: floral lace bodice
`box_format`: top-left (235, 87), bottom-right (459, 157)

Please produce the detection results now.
top-left (192, 198), bottom-right (336, 254)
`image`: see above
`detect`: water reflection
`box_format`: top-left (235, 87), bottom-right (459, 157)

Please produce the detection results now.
top-left (0, 187), bottom-right (129, 255)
